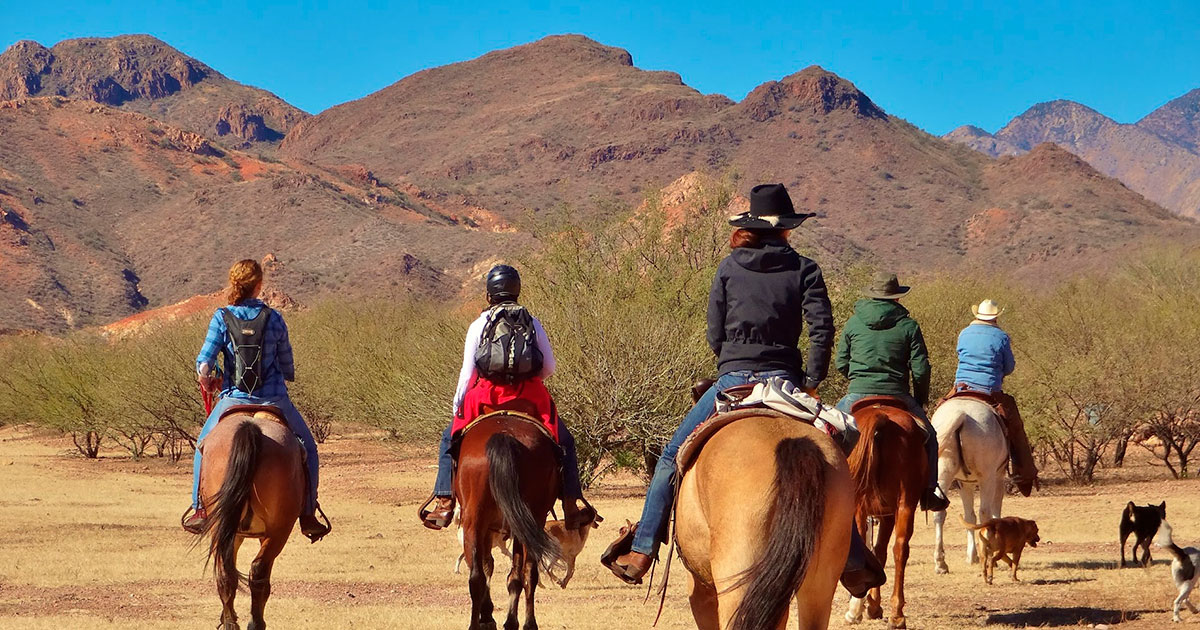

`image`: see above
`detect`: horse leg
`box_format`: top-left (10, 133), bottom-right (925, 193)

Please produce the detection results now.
top-left (504, 540), bottom-right (525, 630)
top-left (522, 550), bottom-right (539, 630)
top-left (960, 482), bottom-right (979, 564)
top-left (845, 512), bottom-right (870, 624)
top-left (247, 536), bottom-right (286, 630)
top-left (466, 524), bottom-right (497, 630)
top-left (934, 450), bottom-right (957, 575)
top-left (889, 507), bottom-right (915, 629)
top-left (979, 472), bottom-right (1004, 523)
top-left (217, 536), bottom-right (244, 630)
top-left (866, 516), bottom-right (894, 621)
top-left (688, 578), bottom-right (720, 630)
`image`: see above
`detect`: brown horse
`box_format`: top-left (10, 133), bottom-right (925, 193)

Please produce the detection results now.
top-left (675, 415), bottom-right (854, 630)
top-left (198, 409), bottom-right (306, 630)
top-left (456, 413), bottom-right (563, 630)
top-left (843, 401), bottom-right (927, 629)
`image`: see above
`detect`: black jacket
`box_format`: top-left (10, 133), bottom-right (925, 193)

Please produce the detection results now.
top-left (706, 241), bottom-right (835, 389)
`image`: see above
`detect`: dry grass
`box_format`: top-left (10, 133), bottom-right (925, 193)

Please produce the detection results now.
top-left (0, 424), bottom-right (1197, 629)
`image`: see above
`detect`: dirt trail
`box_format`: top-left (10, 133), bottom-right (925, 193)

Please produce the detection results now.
top-left (0, 424), bottom-right (1194, 629)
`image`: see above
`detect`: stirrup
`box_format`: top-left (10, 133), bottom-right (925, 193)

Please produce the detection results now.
top-left (303, 504), bottom-right (332, 543)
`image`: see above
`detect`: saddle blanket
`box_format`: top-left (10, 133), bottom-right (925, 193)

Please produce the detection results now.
top-left (717, 376), bottom-right (857, 437)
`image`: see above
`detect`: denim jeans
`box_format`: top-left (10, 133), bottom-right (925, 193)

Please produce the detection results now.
top-left (835, 392), bottom-right (938, 491)
top-left (631, 369), bottom-right (796, 556)
top-left (192, 395), bottom-right (319, 515)
top-left (434, 418), bottom-right (583, 500)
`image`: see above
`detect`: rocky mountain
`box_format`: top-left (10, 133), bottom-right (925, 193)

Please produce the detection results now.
top-left (0, 97), bottom-right (522, 331)
top-left (283, 35), bottom-right (1195, 275)
top-left (1138, 88), bottom-right (1200, 152)
top-left (0, 35), bottom-right (306, 149)
top-left (945, 98), bottom-right (1200, 220)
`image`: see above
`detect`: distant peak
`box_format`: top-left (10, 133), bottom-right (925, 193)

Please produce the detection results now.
top-left (945, 125), bottom-right (994, 138)
top-left (740, 65), bottom-right (886, 122)
top-left (1017, 99), bottom-right (1109, 121)
top-left (488, 34), bottom-right (634, 68)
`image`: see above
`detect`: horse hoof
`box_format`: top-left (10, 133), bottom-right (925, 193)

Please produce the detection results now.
top-left (867, 608), bottom-right (883, 620)
top-left (247, 621), bottom-right (265, 630)
top-left (844, 612), bottom-right (861, 624)
top-left (936, 563), bottom-right (949, 574)
top-left (890, 617), bottom-right (908, 629)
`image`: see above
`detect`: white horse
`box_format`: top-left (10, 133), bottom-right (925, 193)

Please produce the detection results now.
top-left (931, 397), bottom-right (1010, 573)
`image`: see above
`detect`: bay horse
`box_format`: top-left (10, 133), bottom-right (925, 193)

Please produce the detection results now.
top-left (930, 397), bottom-right (1009, 573)
top-left (843, 400), bottom-right (927, 629)
top-left (198, 408), bottom-right (306, 630)
top-left (456, 412), bottom-right (563, 630)
top-left (675, 414), bottom-right (854, 630)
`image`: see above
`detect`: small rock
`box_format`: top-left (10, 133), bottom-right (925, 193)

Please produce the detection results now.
top-left (367, 532), bottom-right (384, 539)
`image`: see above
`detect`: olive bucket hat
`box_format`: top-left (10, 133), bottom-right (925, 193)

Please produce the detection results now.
top-left (862, 271), bottom-right (911, 300)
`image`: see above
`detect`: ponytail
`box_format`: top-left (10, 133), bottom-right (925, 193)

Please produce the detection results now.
top-left (226, 259), bottom-right (263, 305)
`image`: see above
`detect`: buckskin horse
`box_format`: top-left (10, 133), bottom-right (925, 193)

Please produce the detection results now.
top-left (674, 410), bottom-right (854, 630)
top-left (930, 396), bottom-right (1009, 574)
top-left (456, 411), bottom-right (563, 630)
top-left (843, 399), bottom-right (927, 629)
top-left (197, 406), bottom-right (307, 630)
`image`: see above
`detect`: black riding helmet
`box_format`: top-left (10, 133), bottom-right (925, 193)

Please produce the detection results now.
top-left (485, 264), bottom-right (521, 303)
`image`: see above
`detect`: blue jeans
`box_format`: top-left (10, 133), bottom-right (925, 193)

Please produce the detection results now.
top-left (835, 392), bottom-right (938, 492)
top-left (631, 369), bottom-right (796, 556)
top-left (192, 395), bottom-right (319, 515)
top-left (434, 418), bottom-right (583, 500)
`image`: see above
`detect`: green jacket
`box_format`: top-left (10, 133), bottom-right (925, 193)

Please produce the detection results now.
top-left (835, 299), bottom-right (931, 403)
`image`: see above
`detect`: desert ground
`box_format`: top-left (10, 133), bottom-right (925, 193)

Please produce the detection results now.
top-left (0, 424), bottom-right (1195, 630)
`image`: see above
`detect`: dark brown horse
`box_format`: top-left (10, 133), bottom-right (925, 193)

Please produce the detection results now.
top-left (843, 400), bottom-right (927, 629)
top-left (198, 408), bottom-right (306, 630)
top-left (457, 412), bottom-right (563, 630)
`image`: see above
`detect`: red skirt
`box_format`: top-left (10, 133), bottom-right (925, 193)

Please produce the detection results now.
top-left (452, 376), bottom-right (559, 442)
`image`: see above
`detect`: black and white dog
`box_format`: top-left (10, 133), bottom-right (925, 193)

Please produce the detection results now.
top-left (1122, 501), bottom-right (1167, 567)
top-left (1156, 521), bottom-right (1200, 623)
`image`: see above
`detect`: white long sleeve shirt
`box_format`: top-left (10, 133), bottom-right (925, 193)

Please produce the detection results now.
top-left (452, 308), bottom-right (556, 417)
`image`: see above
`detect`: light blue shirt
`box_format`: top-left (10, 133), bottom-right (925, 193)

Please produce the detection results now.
top-left (953, 321), bottom-right (1015, 393)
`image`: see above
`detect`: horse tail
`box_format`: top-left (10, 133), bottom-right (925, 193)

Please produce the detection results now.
top-left (202, 420), bottom-right (262, 586)
top-left (729, 437), bottom-right (827, 630)
top-left (485, 432), bottom-right (561, 570)
top-left (848, 412), bottom-right (886, 516)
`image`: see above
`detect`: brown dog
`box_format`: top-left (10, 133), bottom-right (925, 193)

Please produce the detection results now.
top-left (455, 513), bottom-right (602, 588)
top-left (961, 516), bottom-right (1040, 584)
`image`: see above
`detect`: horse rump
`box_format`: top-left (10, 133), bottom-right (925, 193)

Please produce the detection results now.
top-left (485, 432), bottom-right (561, 571)
top-left (729, 437), bottom-right (827, 630)
top-left (201, 420), bottom-right (263, 585)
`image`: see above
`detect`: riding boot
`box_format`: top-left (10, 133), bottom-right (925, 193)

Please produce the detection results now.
top-left (299, 504), bottom-right (331, 543)
top-left (422, 496), bottom-right (456, 530)
top-left (995, 392), bottom-right (1038, 496)
top-left (181, 506), bottom-right (208, 534)
top-left (914, 417), bottom-right (951, 512)
top-left (841, 526), bottom-right (886, 598)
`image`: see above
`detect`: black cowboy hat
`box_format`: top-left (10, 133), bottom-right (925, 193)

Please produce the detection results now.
top-left (728, 183), bottom-right (815, 230)
top-left (862, 271), bottom-right (910, 300)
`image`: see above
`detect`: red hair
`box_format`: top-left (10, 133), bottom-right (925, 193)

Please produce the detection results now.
top-left (730, 228), bottom-right (789, 249)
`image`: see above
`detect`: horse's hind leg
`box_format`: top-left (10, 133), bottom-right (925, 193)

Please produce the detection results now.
top-left (867, 516), bottom-right (895, 621)
top-left (890, 506), bottom-right (916, 629)
top-left (218, 536), bottom-right (244, 630)
top-left (522, 550), bottom-right (539, 630)
top-left (466, 525), bottom-right (497, 630)
top-left (960, 483), bottom-right (979, 564)
top-left (504, 540), bottom-right (525, 630)
top-left (689, 579), bottom-right (719, 630)
top-left (247, 536), bottom-right (286, 630)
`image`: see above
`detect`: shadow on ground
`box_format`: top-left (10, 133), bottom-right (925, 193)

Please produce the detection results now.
top-left (986, 607), bottom-right (1150, 625)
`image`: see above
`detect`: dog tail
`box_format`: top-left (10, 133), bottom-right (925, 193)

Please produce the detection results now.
top-left (1157, 521), bottom-right (1196, 581)
top-left (959, 516), bottom-right (992, 531)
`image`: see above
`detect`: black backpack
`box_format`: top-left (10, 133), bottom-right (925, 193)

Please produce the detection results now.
top-left (220, 307), bottom-right (272, 395)
top-left (474, 304), bottom-right (543, 383)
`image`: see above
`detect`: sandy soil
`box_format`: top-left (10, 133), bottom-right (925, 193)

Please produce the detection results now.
top-left (0, 424), bottom-right (1196, 629)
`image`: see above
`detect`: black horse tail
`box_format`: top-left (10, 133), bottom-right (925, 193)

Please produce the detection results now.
top-left (486, 432), bottom-right (561, 571)
top-left (202, 421), bottom-right (262, 586)
top-left (730, 437), bottom-right (827, 630)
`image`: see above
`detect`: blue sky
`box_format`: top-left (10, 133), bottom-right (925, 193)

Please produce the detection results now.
top-left (3, 1), bottom-right (1197, 135)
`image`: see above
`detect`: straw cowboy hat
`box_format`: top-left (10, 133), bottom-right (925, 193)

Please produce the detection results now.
top-left (862, 271), bottom-right (910, 300)
top-left (728, 183), bottom-right (815, 229)
top-left (972, 299), bottom-right (1004, 321)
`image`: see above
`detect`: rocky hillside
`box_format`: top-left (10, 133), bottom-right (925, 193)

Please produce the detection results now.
top-left (0, 97), bottom-right (523, 332)
top-left (945, 98), bottom-right (1200, 220)
top-left (0, 35), bottom-right (306, 149)
top-left (282, 35), bottom-right (1196, 275)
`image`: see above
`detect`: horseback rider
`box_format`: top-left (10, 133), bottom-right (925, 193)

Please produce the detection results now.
top-left (834, 271), bottom-right (950, 512)
top-left (603, 183), bottom-right (885, 595)
top-left (421, 264), bottom-right (596, 531)
top-left (182, 259), bottom-right (330, 541)
top-left (952, 299), bottom-right (1038, 495)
